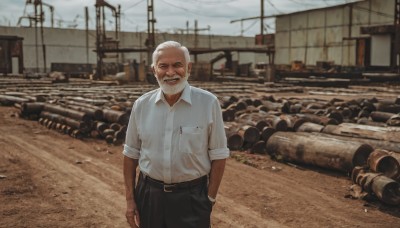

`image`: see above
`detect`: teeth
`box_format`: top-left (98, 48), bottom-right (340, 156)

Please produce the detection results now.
top-left (164, 78), bottom-right (179, 82)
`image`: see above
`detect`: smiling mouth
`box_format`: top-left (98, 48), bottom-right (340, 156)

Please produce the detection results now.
top-left (163, 77), bottom-right (180, 83)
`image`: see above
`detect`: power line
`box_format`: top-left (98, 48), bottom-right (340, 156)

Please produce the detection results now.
top-left (173, 0), bottom-right (240, 5)
top-left (266, 0), bottom-right (284, 14)
top-left (123, 0), bottom-right (146, 13)
top-left (242, 19), bottom-right (258, 33)
top-left (159, 0), bottom-right (232, 18)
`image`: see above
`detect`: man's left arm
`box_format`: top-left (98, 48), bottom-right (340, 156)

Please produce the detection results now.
top-left (208, 158), bottom-right (226, 199)
top-left (207, 98), bottom-right (230, 202)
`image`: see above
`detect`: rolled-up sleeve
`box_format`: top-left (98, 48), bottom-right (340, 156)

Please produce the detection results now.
top-left (208, 99), bottom-right (230, 160)
top-left (123, 101), bottom-right (141, 159)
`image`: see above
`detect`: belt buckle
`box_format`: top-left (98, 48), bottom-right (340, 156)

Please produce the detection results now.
top-left (163, 184), bottom-right (176, 192)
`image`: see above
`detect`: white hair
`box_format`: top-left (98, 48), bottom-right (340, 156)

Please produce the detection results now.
top-left (151, 41), bottom-right (190, 67)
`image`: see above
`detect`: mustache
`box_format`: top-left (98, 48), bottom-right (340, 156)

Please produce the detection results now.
top-left (163, 75), bottom-right (181, 82)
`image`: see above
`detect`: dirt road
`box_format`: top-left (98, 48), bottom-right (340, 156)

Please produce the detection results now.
top-left (1, 105), bottom-right (399, 227)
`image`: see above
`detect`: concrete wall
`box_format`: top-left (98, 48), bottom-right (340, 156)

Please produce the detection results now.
top-left (371, 34), bottom-right (391, 66)
top-left (275, 0), bottom-right (395, 66)
top-left (0, 26), bottom-right (266, 72)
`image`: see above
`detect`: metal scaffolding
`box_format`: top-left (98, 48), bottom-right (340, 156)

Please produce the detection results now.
top-left (95, 0), bottom-right (120, 80)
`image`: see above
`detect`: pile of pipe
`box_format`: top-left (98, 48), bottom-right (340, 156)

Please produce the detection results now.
top-left (351, 148), bottom-right (400, 205)
top-left (220, 94), bottom-right (400, 204)
top-left (18, 101), bottom-right (130, 145)
top-left (221, 95), bottom-right (400, 168)
top-left (0, 79), bottom-right (264, 145)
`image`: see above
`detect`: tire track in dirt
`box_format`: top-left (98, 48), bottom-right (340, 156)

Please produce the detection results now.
top-left (222, 160), bottom-right (398, 227)
top-left (213, 193), bottom-right (287, 228)
top-left (2, 134), bottom-right (127, 227)
top-left (31, 133), bottom-right (125, 192)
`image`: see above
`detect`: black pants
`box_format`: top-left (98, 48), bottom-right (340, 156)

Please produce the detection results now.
top-left (135, 173), bottom-right (212, 228)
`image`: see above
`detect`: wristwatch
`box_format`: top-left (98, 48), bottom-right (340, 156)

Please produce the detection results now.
top-left (208, 195), bottom-right (216, 206)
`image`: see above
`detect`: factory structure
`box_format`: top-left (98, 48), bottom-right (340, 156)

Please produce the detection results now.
top-left (0, 0), bottom-right (399, 80)
top-left (275, 0), bottom-right (398, 71)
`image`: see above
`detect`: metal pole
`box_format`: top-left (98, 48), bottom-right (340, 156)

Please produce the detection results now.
top-left (116, 5), bottom-right (120, 65)
top-left (39, 1), bottom-right (47, 73)
top-left (147, 0), bottom-right (155, 65)
top-left (194, 19), bottom-right (198, 63)
top-left (95, 3), bottom-right (102, 80)
top-left (395, 0), bottom-right (400, 73)
top-left (34, 3), bottom-right (39, 73)
top-left (260, 0), bottom-right (264, 44)
top-left (85, 6), bottom-right (89, 64)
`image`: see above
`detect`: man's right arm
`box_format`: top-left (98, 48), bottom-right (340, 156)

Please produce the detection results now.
top-left (123, 156), bottom-right (140, 228)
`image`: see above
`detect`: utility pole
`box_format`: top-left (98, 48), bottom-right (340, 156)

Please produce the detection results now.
top-left (85, 6), bottom-right (89, 64)
top-left (395, 0), bottom-right (400, 72)
top-left (38, 0), bottom-right (47, 73)
top-left (116, 4), bottom-right (121, 65)
top-left (147, 0), bottom-right (156, 65)
top-left (260, 0), bottom-right (264, 44)
top-left (193, 19), bottom-right (210, 63)
top-left (231, 0), bottom-right (270, 39)
top-left (34, 2), bottom-right (39, 73)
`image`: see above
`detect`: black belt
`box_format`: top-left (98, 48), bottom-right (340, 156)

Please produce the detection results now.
top-left (140, 172), bottom-right (207, 192)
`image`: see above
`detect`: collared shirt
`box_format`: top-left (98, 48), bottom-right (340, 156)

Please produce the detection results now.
top-left (123, 82), bottom-right (230, 183)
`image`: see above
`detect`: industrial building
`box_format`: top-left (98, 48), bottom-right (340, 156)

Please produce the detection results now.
top-left (0, 0), bottom-right (399, 79)
top-left (275, 0), bottom-right (398, 71)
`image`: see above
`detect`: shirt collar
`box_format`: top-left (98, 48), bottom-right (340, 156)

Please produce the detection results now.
top-left (155, 82), bottom-right (192, 105)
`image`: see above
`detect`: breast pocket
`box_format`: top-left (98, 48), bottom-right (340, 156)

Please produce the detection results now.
top-left (179, 126), bottom-right (205, 153)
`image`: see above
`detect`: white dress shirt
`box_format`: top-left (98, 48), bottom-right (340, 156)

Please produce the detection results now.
top-left (123, 82), bottom-right (230, 184)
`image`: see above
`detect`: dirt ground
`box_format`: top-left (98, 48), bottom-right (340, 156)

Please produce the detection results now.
top-left (0, 103), bottom-right (400, 228)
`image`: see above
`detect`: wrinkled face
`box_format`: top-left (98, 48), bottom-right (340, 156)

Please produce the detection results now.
top-left (152, 47), bottom-right (192, 95)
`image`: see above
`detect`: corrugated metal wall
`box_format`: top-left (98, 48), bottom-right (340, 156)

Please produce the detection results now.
top-left (275, 0), bottom-right (395, 66)
top-left (0, 26), bottom-right (266, 72)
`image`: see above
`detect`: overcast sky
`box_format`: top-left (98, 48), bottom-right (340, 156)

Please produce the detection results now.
top-left (0, 0), bottom-right (359, 36)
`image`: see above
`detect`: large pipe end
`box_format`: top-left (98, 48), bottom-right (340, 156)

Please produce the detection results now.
top-left (368, 149), bottom-right (400, 180)
top-left (372, 176), bottom-right (400, 205)
top-left (352, 144), bottom-right (374, 168)
top-left (227, 134), bottom-right (243, 151)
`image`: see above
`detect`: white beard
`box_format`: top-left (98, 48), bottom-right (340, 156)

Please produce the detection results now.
top-left (156, 74), bottom-right (188, 95)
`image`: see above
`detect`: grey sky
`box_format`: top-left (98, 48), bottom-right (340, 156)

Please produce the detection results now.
top-left (0, 0), bottom-right (359, 36)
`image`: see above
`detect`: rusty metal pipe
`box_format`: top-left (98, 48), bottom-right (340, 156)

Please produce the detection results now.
top-left (322, 123), bottom-right (400, 143)
top-left (368, 149), bottom-right (400, 180)
top-left (357, 117), bottom-right (387, 127)
top-left (222, 108), bottom-right (235, 122)
top-left (352, 168), bottom-right (400, 205)
top-left (21, 102), bottom-right (45, 114)
top-left (44, 104), bottom-right (91, 123)
top-left (250, 140), bottom-right (266, 154)
top-left (237, 125), bottom-right (260, 144)
top-left (296, 122), bottom-right (324, 133)
top-left (296, 113), bottom-right (338, 126)
top-left (279, 115), bottom-right (307, 131)
top-left (387, 114), bottom-right (400, 126)
top-left (266, 132), bottom-right (373, 172)
top-left (39, 111), bottom-right (90, 132)
top-left (370, 111), bottom-right (396, 123)
top-left (308, 132), bottom-right (400, 153)
top-left (102, 109), bottom-right (129, 125)
top-left (260, 126), bottom-right (276, 142)
top-left (227, 133), bottom-right (244, 150)
top-left (67, 104), bottom-right (104, 120)
top-left (0, 95), bottom-right (30, 106)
